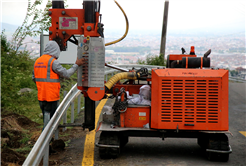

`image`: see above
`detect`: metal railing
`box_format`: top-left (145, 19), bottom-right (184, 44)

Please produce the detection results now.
top-left (23, 84), bottom-right (81, 166)
top-left (23, 64), bottom-right (244, 166)
top-left (229, 76), bottom-right (246, 83)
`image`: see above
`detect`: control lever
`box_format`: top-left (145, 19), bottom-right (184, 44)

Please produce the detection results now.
top-left (204, 49), bottom-right (211, 58)
top-left (181, 47), bottom-right (186, 54)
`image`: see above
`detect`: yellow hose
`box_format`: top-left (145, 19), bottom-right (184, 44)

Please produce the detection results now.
top-left (105, 0), bottom-right (129, 46)
top-left (105, 72), bottom-right (140, 90)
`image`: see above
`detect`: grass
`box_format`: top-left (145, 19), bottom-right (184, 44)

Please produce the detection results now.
top-left (15, 146), bottom-right (32, 154)
top-left (64, 139), bottom-right (71, 147)
top-left (11, 64), bottom-right (85, 125)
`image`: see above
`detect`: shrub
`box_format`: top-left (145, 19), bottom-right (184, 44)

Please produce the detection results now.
top-left (1, 31), bottom-right (36, 112)
top-left (137, 54), bottom-right (166, 66)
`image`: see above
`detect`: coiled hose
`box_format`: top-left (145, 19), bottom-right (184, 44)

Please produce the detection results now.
top-left (105, 72), bottom-right (140, 92)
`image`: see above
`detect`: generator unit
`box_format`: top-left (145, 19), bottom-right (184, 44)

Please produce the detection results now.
top-left (96, 47), bottom-right (231, 162)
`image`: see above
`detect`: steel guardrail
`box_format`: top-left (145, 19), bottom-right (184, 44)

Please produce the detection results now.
top-left (23, 84), bottom-right (81, 166)
top-left (229, 77), bottom-right (246, 83)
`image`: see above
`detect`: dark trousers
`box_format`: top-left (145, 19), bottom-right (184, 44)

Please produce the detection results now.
top-left (39, 100), bottom-right (59, 126)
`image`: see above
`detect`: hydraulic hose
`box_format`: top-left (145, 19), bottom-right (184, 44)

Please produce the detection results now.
top-left (105, 72), bottom-right (140, 92)
top-left (105, 0), bottom-right (129, 46)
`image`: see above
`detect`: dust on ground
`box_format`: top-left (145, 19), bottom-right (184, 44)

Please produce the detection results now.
top-left (1, 112), bottom-right (87, 166)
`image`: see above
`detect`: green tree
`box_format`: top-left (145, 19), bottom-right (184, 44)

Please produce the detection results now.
top-left (230, 70), bottom-right (238, 76)
top-left (11, 0), bottom-right (67, 52)
top-left (137, 54), bottom-right (166, 66)
top-left (1, 30), bottom-right (10, 52)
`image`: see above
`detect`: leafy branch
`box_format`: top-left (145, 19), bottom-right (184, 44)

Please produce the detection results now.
top-left (11, 0), bottom-right (53, 52)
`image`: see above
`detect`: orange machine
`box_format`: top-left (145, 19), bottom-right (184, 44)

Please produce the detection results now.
top-left (97, 47), bottom-right (231, 161)
top-left (48, 0), bottom-right (231, 162)
top-left (151, 68), bottom-right (228, 131)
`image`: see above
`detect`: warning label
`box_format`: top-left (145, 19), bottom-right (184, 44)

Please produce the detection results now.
top-left (139, 117), bottom-right (146, 120)
top-left (59, 17), bottom-right (78, 29)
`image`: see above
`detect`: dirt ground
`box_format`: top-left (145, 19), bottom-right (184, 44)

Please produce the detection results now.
top-left (1, 112), bottom-right (87, 166)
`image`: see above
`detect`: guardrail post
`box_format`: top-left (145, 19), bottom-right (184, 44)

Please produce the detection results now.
top-left (43, 112), bottom-right (50, 166)
top-left (77, 93), bottom-right (81, 114)
top-left (71, 84), bottom-right (75, 123)
top-left (71, 101), bottom-right (75, 123)
top-left (63, 91), bottom-right (67, 132)
top-left (54, 129), bottom-right (59, 140)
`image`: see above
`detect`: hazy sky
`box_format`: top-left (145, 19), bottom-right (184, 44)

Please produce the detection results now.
top-left (1, 0), bottom-right (245, 34)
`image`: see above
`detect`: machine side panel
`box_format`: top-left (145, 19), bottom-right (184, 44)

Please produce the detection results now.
top-left (221, 70), bottom-right (229, 130)
top-left (151, 68), bottom-right (229, 131)
top-left (151, 69), bottom-right (160, 129)
top-left (124, 107), bottom-right (150, 128)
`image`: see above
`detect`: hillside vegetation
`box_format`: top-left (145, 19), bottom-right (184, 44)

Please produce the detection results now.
top-left (1, 31), bottom-right (77, 123)
top-left (1, 31), bottom-right (82, 165)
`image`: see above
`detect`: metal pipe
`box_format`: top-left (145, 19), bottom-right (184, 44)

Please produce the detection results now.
top-left (105, 63), bottom-right (129, 72)
top-left (83, 97), bottom-right (95, 131)
top-left (40, 30), bottom-right (44, 57)
top-left (95, 143), bottom-right (120, 148)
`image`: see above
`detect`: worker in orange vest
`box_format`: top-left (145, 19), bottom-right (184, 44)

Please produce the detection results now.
top-left (32, 41), bottom-right (85, 127)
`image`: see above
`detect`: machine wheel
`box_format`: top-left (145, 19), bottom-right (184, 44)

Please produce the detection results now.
top-left (206, 133), bottom-right (230, 162)
top-left (98, 131), bottom-right (120, 159)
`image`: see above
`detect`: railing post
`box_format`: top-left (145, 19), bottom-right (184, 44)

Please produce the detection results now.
top-left (71, 84), bottom-right (75, 123)
top-left (54, 129), bottom-right (59, 140)
top-left (63, 91), bottom-right (67, 132)
top-left (77, 93), bottom-right (81, 114)
top-left (43, 112), bottom-right (50, 166)
top-left (71, 101), bottom-right (75, 123)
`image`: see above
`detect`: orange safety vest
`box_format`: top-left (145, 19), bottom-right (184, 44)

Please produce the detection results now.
top-left (34, 54), bottom-right (60, 101)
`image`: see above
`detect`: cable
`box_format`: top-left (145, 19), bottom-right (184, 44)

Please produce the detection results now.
top-left (105, 0), bottom-right (129, 46)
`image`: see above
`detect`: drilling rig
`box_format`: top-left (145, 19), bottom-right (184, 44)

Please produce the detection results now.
top-left (49, 0), bottom-right (232, 161)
